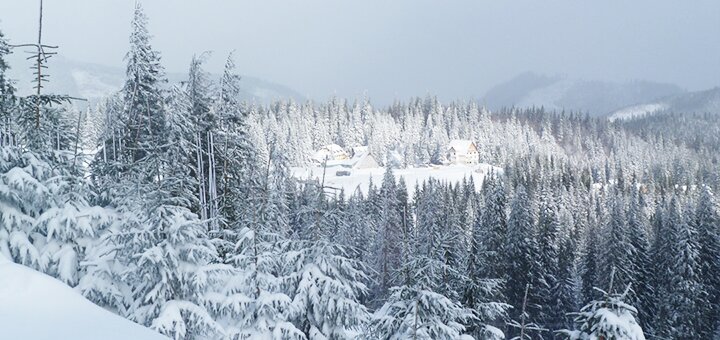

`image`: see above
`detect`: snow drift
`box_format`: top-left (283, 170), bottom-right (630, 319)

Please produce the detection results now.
top-left (0, 254), bottom-right (167, 340)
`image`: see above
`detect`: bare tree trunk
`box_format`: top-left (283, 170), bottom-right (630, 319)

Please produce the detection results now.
top-left (196, 131), bottom-right (207, 220)
top-left (519, 284), bottom-right (530, 340)
top-left (73, 110), bottom-right (82, 166)
top-left (35, 0), bottom-right (43, 128)
top-left (207, 131), bottom-right (218, 230)
top-left (413, 297), bottom-right (418, 340)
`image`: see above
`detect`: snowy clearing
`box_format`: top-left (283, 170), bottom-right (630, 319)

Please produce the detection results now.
top-left (292, 163), bottom-right (501, 198)
top-left (607, 103), bottom-right (667, 122)
top-left (0, 255), bottom-right (167, 340)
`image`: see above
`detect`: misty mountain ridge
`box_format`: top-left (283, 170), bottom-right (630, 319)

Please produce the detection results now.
top-left (608, 87), bottom-right (720, 121)
top-left (6, 55), bottom-right (305, 104)
top-left (482, 72), bottom-right (686, 117)
top-left (6, 54), bottom-right (717, 120)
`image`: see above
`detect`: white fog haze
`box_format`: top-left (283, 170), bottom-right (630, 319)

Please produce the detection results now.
top-left (1, 0), bottom-right (718, 106)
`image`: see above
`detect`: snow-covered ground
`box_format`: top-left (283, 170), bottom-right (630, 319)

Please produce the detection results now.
top-left (0, 255), bottom-right (167, 340)
top-left (608, 87), bottom-right (720, 121)
top-left (607, 103), bottom-right (667, 122)
top-left (292, 163), bottom-right (501, 198)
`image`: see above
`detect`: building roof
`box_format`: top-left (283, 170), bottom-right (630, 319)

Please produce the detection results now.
top-left (324, 144), bottom-right (345, 153)
top-left (448, 140), bottom-right (476, 154)
top-left (324, 147), bottom-right (379, 169)
top-left (312, 144), bottom-right (349, 162)
top-left (350, 146), bottom-right (369, 156)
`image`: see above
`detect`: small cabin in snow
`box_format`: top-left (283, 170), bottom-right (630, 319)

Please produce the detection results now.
top-left (447, 140), bottom-right (479, 165)
top-left (313, 145), bottom-right (380, 170)
top-left (329, 146), bottom-right (380, 170)
top-left (347, 146), bottom-right (380, 169)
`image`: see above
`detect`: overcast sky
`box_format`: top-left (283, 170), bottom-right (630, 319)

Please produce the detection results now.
top-left (1, 0), bottom-right (719, 103)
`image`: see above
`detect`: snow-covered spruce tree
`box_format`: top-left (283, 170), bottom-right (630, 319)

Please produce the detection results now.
top-left (184, 54), bottom-right (219, 224)
top-left (414, 180), bottom-right (462, 300)
top-left (32, 144), bottom-right (116, 288)
top-left (371, 180), bottom-right (478, 340)
top-left (220, 148), bottom-right (304, 340)
top-left (0, 26), bottom-right (17, 146)
top-left (338, 188), bottom-right (371, 263)
top-left (115, 171), bottom-right (225, 339)
top-left (667, 199), bottom-right (705, 339)
top-left (0, 25), bottom-right (114, 287)
top-left (89, 93), bottom-right (126, 204)
top-left (0, 28), bottom-right (35, 265)
top-left (463, 174), bottom-right (509, 337)
top-left (653, 196), bottom-right (704, 339)
top-left (213, 53), bottom-right (263, 258)
top-left (535, 185), bottom-right (564, 334)
top-left (504, 185), bottom-right (541, 338)
top-left (695, 186), bottom-right (720, 337)
top-left (458, 176), bottom-right (477, 249)
top-left (369, 165), bottom-right (403, 303)
top-left (89, 0), bottom-right (166, 204)
top-left (346, 100), bottom-right (367, 148)
top-left (581, 197), bottom-right (604, 305)
top-left (441, 183), bottom-right (468, 300)
top-left (120, 3), bottom-right (165, 166)
top-left (362, 176), bottom-right (380, 254)
top-left (647, 198), bottom-right (671, 335)
top-left (82, 0), bottom-right (166, 304)
top-left (370, 283), bottom-right (477, 340)
top-left (625, 185), bottom-right (652, 329)
top-left (82, 4), bottom-right (225, 339)
top-left (0, 141), bottom-right (115, 287)
top-left (598, 195), bottom-right (634, 295)
top-left (164, 83), bottom-right (202, 212)
top-left (476, 173), bottom-right (507, 282)
top-left (555, 229), bottom-right (581, 332)
top-left (558, 285), bottom-right (645, 340)
top-left (285, 181), bottom-right (370, 339)
top-left (162, 54), bottom-right (226, 227)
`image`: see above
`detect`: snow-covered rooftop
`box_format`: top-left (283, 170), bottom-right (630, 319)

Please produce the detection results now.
top-left (312, 144), bottom-right (349, 162)
top-left (448, 140), bottom-right (476, 154)
top-left (323, 147), bottom-right (378, 169)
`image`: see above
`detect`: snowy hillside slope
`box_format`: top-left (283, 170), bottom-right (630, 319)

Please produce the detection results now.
top-left (0, 255), bottom-right (168, 340)
top-left (606, 103), bottom-right (668, 122)
top-left (292, 163), bottom-right (500, 198)
top-left (483, 72), bottom-right (683, 116)
top-left (7, 55), bottom-right (304, 104)
top-left (608, 87), bottom-right (720, 121)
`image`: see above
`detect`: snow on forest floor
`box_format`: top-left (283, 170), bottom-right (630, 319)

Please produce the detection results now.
top-left (607, 103), bottom-right (667, 122)
top-left (292, 163), bottom-right (501, 198)
top-left (0, 254), bottom-right (167, 340)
